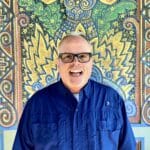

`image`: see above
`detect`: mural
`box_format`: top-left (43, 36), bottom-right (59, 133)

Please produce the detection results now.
top-left (0, 0), bottom-right (150, 149)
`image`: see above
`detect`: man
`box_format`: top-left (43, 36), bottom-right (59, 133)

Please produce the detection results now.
top-left (13, 32), bottom-right (136, 149)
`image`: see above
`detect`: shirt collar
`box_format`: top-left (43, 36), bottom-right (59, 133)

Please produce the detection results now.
top-left (58, 79), bottom-right (92, 100)
top-left (79, 79), bottom-right (92, 100)
top-left (57, 79), bottom-right (77, 111)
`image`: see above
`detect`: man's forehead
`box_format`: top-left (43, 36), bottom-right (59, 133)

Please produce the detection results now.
top-left (60, 35), bottom-right (86, 44)
top-left (58, 36), bottom-right (92, 50)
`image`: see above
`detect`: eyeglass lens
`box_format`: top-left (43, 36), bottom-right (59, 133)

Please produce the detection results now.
top-left (59, 53), bottom-right (92, 63)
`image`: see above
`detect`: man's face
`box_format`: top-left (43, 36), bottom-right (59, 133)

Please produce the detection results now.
top-left (57, 36), bottom-right (93, 93)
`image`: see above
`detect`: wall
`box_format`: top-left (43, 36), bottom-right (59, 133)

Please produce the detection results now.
top-left (0, 0), bottom-right (150, 149)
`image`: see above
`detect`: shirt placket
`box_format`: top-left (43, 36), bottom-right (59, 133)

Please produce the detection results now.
top-left (73, 98), bottom-right (81, 150)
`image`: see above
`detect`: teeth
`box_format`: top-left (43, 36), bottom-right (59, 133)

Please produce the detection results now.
top-left (69, 71), bottom-right (82, 76)
top-left (70, 70), bottom-right (81, 73)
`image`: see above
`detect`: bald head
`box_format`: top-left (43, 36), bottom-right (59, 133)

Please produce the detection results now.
top-left (58, 32), bottom-right (92, 53)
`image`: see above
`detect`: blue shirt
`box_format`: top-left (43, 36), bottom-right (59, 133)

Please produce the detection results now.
top-left (13, 79), bottom-right (136, 150)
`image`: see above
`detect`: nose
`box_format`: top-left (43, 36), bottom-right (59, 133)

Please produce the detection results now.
top-left (72, 56), bottom-right (80, 64)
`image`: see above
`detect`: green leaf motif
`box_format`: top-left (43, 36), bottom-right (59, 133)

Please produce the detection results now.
top-left (104, 1), bottom-right (137, 21)
top-left (18, 0), bottom-right (61, 37)
top-left (92, 0), bottom-right (136, 38)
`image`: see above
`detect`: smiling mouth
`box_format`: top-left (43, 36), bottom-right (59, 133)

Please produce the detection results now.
top-left (69, 70), bottom-right (83, 77)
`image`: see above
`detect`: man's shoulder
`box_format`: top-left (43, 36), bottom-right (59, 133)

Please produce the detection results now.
top-left (40, 81), bottom-right (60, 92)
top-left (89, 79), bottom-right (115, 91)
top-left (89, 80), bottom-right (124, 107)
top-left (89, 79), bottom-right (122, 97)
top-left (28, 81), bottom-right (61, 101)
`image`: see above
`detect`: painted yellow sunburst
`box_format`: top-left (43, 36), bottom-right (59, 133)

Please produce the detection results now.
top-left (23, 24), bottom-right (58, 98)
top-left (92, 29), bottom-right (134, 100)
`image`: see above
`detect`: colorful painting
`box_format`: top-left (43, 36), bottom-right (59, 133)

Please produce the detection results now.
top-left (0, 0), bottom-right (150, 149)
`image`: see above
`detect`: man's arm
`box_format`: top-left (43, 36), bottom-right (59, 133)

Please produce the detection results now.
top-left (13, 100), bottom-right (34, 150)
top-left (118, 97), bottom-right (136, 150)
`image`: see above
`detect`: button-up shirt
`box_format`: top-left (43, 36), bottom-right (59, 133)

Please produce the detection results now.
top-left (13, 79), bottom-right (136, 150)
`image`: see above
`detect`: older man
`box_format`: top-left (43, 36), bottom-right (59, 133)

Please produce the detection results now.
top-left (13, 32), bottom-right (136, 150)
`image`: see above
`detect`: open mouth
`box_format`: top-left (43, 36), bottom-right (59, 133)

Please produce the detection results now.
top-left (69, 70), bottom-right (83, 77)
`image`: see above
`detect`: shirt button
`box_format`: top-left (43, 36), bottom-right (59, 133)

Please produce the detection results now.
top-left (106, 100), bottom-right (110, 106)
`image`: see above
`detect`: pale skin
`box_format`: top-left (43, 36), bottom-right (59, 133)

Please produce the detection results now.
top-left (57, 35), bottom-right (93, 93)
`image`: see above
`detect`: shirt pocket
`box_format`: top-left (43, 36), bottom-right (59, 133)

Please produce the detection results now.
top-left (32, 123), bottom-right (58, 144)
top-left (97, 109), bottom-right (121, 131)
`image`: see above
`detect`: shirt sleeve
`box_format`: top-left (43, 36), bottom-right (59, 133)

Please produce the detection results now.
top-left (118, 96), bottom-right (136, 150)
top-left (12, 100), bottom-right (34, 150)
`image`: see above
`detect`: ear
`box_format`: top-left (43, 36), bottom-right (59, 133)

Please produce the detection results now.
top-left (55, 58), bottom-right (60, 69)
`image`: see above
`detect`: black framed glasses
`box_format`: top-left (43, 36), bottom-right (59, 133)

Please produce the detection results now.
top-left (59, 52), bottom-right (92, 63)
